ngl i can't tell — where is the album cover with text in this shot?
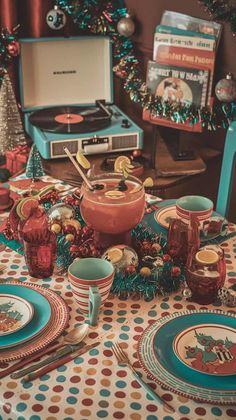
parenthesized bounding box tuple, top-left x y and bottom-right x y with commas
(147, 61, 209, 107)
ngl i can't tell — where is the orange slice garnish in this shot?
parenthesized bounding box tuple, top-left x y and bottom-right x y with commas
(106, 247, 123, 263)
(143, 177, 154, 187)
(114, 156, 131, 173)
(105, 190, 125, 199)
(76, 151, 91, 169)
(195, 249, 219, 265)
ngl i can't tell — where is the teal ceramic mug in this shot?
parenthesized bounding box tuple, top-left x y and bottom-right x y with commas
(68, 258, 115, 326)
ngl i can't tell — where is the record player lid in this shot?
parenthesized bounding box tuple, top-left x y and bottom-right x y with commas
(19, 36, 113, 111)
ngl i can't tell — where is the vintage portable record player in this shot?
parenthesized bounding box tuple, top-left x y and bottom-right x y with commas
(19, 36, 143, 159)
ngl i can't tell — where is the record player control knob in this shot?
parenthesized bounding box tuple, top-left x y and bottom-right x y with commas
(121, 119, 131, 128)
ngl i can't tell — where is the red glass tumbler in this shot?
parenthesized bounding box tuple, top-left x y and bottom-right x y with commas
(186, 245, 226, 304)
(23, 232, 57, 278)
(167, 215, 200, 263)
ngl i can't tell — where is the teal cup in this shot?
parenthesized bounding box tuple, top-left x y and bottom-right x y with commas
(68, 258, 115, 326)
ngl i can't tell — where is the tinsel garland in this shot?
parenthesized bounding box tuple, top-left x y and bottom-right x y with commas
(55, 0, 236, 130)
(2, 189, 185, 299)
(198, 0, 236, 34)
(112, 223, 186, 301)
(0, 27, 19, 85)
(42, 192, 185, 299)
(0, 1, 235, 128)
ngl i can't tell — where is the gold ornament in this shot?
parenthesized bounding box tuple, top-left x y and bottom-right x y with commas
(117, 13, 135, 37)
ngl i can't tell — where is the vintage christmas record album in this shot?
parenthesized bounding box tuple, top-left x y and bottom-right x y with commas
(160, 10, 222, 48)
(19, 37, 143, 159)
(147, 61, 209, 108)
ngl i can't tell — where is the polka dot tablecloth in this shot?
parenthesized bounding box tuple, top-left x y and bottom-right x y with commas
(1, 216, 236, 419)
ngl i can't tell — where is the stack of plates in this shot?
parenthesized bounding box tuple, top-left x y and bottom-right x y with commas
(0, 282, 69, 362)
(138, 309, 236, 405)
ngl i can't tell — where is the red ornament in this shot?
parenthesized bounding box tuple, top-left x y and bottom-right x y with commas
(7, 41, 20, 57)
(126, 264, 136, 274)
(162, 254, 171, 262)
(132, 149, 142, 158)
(70, 244, 80, 256)
(171, 266, 181, 277)
(81, 225, 94, 240)
(63, 225, 77, 236)
(142, 240, 152, 250)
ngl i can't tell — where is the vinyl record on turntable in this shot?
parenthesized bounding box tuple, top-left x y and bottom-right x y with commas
(29, 106, 111, 134)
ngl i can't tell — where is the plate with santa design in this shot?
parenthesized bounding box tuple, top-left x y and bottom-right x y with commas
(173, 323, 236, 376)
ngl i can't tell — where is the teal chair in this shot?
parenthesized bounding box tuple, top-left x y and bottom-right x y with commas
(216, 121, 236, 217)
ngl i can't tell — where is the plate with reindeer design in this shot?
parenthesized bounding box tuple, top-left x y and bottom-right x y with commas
(173, 324, 236, 376)
(0, 294, 34, 336)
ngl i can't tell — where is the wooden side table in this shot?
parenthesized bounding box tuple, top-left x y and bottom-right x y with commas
(42, 140, 221, 203)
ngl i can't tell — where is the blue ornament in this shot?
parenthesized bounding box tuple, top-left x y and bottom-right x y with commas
(46, 5, 66, 30)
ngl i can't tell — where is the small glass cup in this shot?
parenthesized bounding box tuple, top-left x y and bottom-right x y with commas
(167, 214, 200, 263)
(23, 232, 57, 278)
(186, 245, 226, 304)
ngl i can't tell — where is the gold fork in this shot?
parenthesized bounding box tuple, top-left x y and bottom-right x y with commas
(112, 343, 175, 413)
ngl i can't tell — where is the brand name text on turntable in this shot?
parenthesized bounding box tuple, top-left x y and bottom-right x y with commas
(53, 70, 77, 75)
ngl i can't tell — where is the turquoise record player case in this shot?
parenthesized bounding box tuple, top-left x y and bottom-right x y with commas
(19, 36, 143, 159)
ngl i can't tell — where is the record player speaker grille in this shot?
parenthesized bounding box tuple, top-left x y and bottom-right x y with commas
(112, 134, 137, 150)
(51, 140, 78, 157)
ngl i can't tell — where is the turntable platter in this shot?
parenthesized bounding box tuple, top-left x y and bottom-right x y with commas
(29, 106, 111, 134)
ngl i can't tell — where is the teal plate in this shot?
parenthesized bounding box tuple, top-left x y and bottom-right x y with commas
(143, 199, 229, 243)
(138, 310, 236, 405)
(0, 284, 51, 349)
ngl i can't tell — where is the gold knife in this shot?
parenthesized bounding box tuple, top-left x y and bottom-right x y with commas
(22, 341, 100, 383)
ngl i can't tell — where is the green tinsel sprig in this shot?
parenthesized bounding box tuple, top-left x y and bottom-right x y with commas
(198, 0, 236, 34)
(0, 27, 19, 84)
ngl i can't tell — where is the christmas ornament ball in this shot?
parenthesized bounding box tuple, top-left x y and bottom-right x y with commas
(46, 6, 66, 30)
(7, 41, 20, 57)
(47, 203, 75, 222)
(102, 244, 138, 272)
(117, 14, 135, 37)
(215, 73, 236, 102)
(140, 266, 152, 277)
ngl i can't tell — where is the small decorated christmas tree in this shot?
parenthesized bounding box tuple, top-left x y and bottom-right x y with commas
(25, 144, 45, 181)
(0, 73, 26, 154)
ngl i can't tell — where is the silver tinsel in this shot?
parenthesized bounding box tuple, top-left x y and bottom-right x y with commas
(0, 72, 26, 154)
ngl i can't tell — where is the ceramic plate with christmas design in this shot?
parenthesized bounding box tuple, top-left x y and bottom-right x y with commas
(173, 324, 236, 376)
(0, 283, 51, 350)
(138, 310, 236, 405)
(0, 294, 34, 336)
